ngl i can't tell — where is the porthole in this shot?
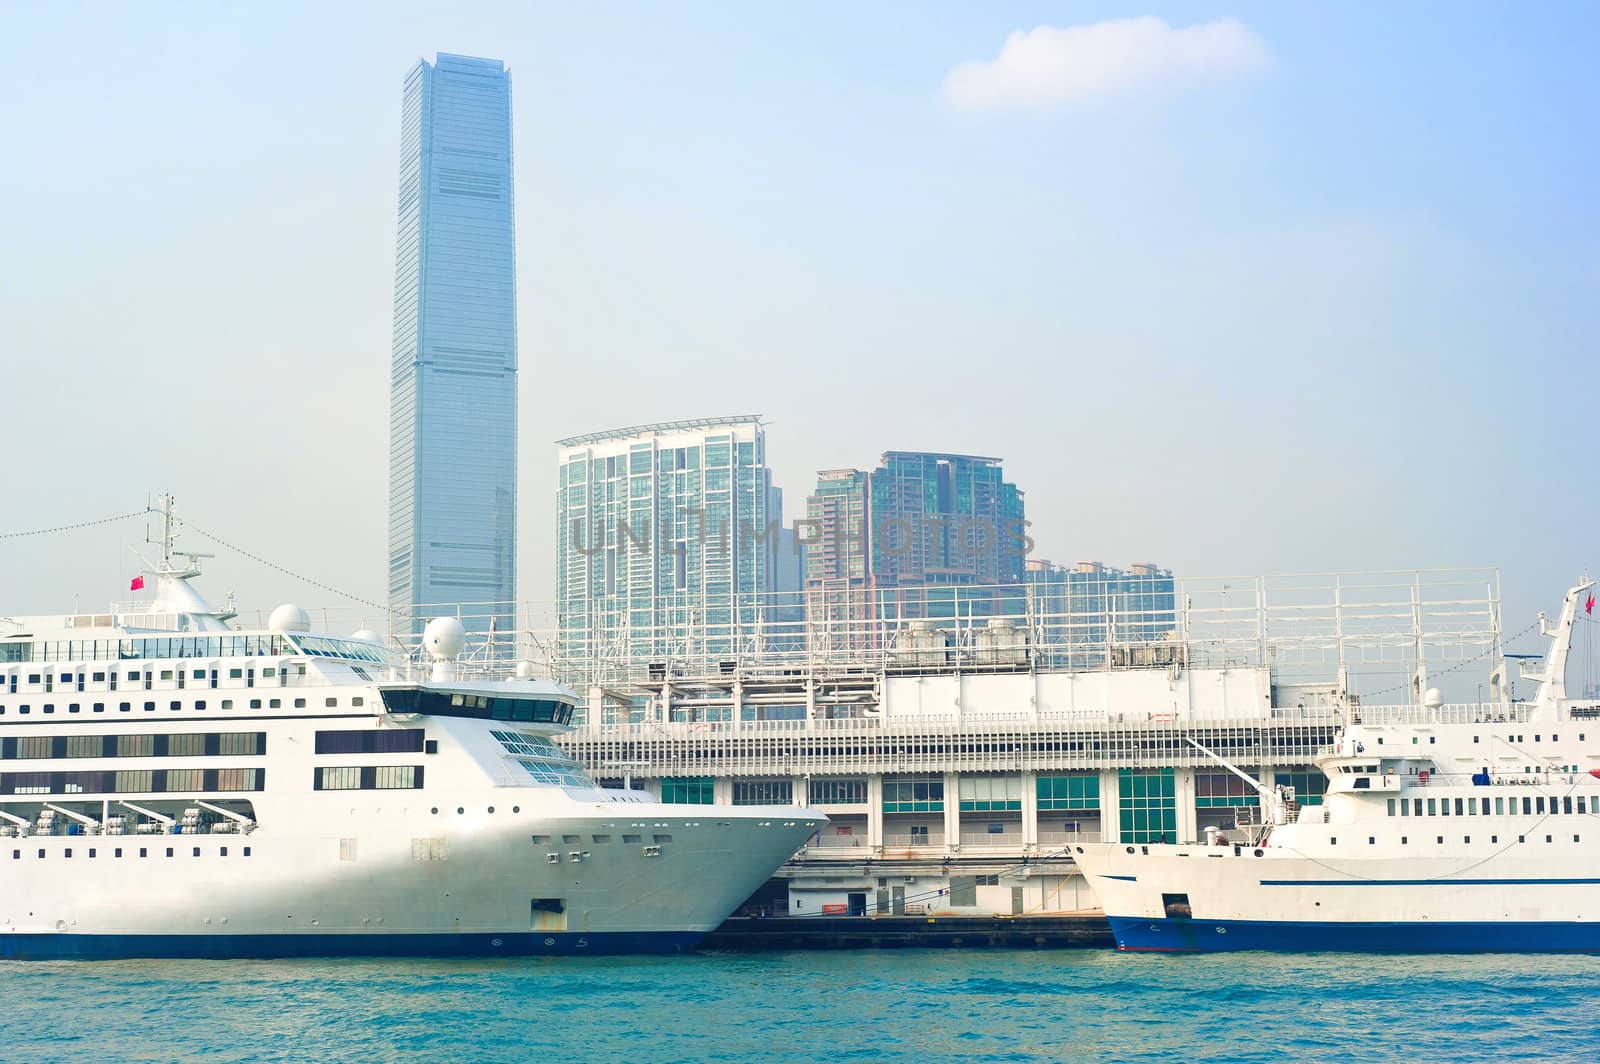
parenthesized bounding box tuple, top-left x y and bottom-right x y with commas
(457, 807, 465, 815)
(1075, 846, 1084, 854)
(431, 807, 439, 815)
(513, 806, 520, 814)
(1253, 849, 1264, 857)
(488, 807, 495, 814)
(1125, 846, 1135, 854)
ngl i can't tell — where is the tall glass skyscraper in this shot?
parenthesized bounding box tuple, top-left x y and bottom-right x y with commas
(388, 54, 518, 645)
(556, 417, 800, 679)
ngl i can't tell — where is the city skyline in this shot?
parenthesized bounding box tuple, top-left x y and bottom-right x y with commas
(2, 5, 1597, 664)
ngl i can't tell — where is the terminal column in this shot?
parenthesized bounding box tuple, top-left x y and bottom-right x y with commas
(1174, 768, 1198, 844)
(867, 774, 884, 850)
(1021, 770, 1038, 852)
(1099, 769, 1121, 843)
(943, 771, 961, 852)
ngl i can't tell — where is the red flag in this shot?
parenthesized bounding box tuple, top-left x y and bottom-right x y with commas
(1587, 594, 1595, 615)
(129, 575, 145, 592)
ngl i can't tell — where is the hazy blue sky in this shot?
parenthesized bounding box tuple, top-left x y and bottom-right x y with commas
(2, 3, 1596, 672)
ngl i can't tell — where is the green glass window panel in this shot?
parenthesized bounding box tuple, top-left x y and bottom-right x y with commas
(1117, 769, 1176, 843)
(661, 776, 715, 805)
(1274, 770, 1327, 806)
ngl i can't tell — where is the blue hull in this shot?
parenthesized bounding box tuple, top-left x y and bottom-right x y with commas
(0, 930, 705, 961)
(1109, 916, 1600, 954)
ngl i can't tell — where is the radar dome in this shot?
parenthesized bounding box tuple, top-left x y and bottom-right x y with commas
(1424, 687, 1443, 709)
(351, 629, 383, 646)
(514, 660, 535, 680)
(268, 604, 311, 634)
(423, 616, 467, 661)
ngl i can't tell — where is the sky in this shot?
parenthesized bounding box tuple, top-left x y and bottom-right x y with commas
(1, 2, 1597, 681)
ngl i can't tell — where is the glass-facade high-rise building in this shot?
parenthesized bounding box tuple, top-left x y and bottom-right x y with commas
(388, 54, 518, 646)
(556, 417, 800, 681)
(1022, 559, 1179, 668)
(868, 452, 1027, 587)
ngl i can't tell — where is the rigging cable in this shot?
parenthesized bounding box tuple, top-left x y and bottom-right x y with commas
(171, 516, 386, 612)
(0, 509, 151, 540)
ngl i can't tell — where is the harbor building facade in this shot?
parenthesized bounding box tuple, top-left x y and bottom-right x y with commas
(555, 417, 802, 680)
(549, 568, 1504, 916)
(388, 54, 518, 647)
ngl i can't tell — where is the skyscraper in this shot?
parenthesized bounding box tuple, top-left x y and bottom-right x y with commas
(804, 453, 1027, 592)
(388, 54, 518, 645)
(556, 417, 797, 678)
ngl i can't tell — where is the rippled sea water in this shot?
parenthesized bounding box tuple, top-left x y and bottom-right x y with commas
(2, 948, 1596, 1062)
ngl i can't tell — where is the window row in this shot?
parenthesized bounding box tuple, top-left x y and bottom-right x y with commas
(377, 688, 574, 726)
(1, 732, 265, 760)
(315, 728, 426, 755)
(1195, 772, 1260, 808)
(732, 779, 792, 805)
(959, 776, 1022, 812)
(807, 778, 867, 805)
(884, 778, 944, 812)
(313, 765, 424, 790)
(1, 634, 296, 664)
(661, 777, 715, 804)
(1037, 775, 1100, 811)
(0, 767, 265, 795)
(1331, 834, 1581, 847)
(13, 845, 252, 858)
(1386, 793, 1594, 817)
(517, 759, 592, 788)
(489, 730, 562, 757)
(0, 695, 362, 716)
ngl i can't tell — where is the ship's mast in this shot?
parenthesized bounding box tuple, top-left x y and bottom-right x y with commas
(1523, 580, 1594, 716)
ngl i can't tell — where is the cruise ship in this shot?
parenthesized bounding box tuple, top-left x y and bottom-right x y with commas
(1072, 581, 1600, 952)
(0, 502, 824, 959)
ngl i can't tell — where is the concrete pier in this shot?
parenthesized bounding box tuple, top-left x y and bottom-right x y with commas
(703, 912, 1113, 951)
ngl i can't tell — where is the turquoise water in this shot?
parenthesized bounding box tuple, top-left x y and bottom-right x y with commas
(2, 949, 1596, 1062)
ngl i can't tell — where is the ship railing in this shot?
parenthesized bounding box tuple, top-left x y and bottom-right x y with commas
(1351, 703, 1534, 726)
(1399, 771, 1593, 787)
(1036, 829, 1101, 846)
(804, 833, 866, 850)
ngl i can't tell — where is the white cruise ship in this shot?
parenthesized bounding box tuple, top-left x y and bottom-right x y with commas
(0, 504, 824, 959)
(1073, 580, 1600, 952)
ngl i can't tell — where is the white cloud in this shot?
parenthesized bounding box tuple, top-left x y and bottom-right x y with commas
(943, 16, 1270, 112)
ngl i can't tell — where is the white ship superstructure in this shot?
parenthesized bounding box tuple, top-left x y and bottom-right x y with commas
(0, 503, 822, 959)
(1073, 581, 1600, 952)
